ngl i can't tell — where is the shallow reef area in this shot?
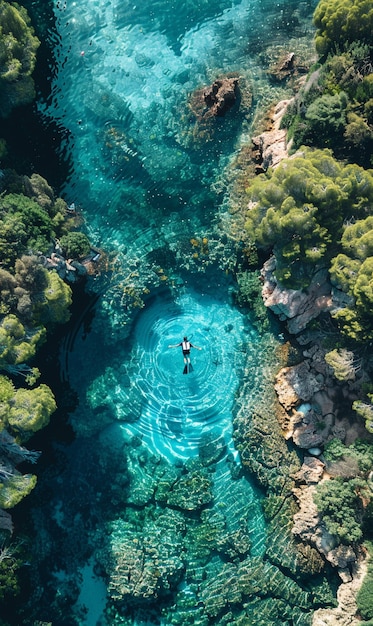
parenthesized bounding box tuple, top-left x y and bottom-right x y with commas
(5, 0, 352, 624)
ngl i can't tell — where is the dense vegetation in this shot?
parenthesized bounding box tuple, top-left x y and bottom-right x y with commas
(240, 0, 373, 618)
(0, 1, 95, 604)
(0, 0, 39, 119)
(281, 0, 373, 169)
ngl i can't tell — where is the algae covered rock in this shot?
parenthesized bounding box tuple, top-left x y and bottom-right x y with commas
(155, 463, 213, 511)
(104, 512, 185, 606)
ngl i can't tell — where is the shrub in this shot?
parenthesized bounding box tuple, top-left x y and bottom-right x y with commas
(0, 1, 40, 117)
(244, 148, 373, 289)
(314, 0, 373, 57)
(314, 477, 367, 543)
(59, 231, 91, 259)
(357, 542, 373, 620)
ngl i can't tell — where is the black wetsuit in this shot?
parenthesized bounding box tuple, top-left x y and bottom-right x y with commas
(181, 340, 191, 355)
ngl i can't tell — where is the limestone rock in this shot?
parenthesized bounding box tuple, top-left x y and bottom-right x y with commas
(293, 456, 325, 485)
(261, 258, 334, 334)
(312, 557, 367, 626)
(252, 100, 290, 170)
(275, 361, 323, 411)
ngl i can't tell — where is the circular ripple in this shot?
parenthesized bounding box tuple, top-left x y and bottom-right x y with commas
(115, 287, 256, 461)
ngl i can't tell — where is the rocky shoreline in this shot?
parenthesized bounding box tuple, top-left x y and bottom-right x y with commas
(244, 103, 371, 626)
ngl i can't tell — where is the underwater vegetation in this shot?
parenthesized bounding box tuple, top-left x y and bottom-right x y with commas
(0, 0, 373, 624)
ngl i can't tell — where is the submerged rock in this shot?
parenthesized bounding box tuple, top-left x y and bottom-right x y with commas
(104, 513, 185, 606)
(190, 76, 240, 121)
(155, 463, 213, 511)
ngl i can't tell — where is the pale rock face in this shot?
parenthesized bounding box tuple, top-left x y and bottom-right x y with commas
(274, 361, 323, 410)
(252, 100, 291, 170)
(292, 483, 358, 571)
(312, 557, 367, 626)
(261, 258, 334, 334)
(292, 456, 325, 485)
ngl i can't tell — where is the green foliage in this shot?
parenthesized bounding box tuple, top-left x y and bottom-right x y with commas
(324, 348, 357, 381)
(0, 255, 49, 320)
(353, 399, 373, 434)
(0, 372, 55, 438)
(344, 113, 373, 151)
(330, 216, 373, 340)
(8, 383, 56, 437)
(0, 1, 40, 117)
(235, 270, 270, 331)
(59, 231, 91, 259)
(0, 541, 23, 600)
(0, 193, 56, 268)
(0, 473, 36, 508)
(314, 0, 373, 56)
(357, 542, 373, 620)
(305, 92, 348, 147)
(0, 374, 13, 429)
(284, 41, 373, 166)
(323, 438, 373, 472)
(314, 476, 367, 543)
(244, 148, 373, 289)
(36, 270, 72, 325)
(0, 314, 44, 368)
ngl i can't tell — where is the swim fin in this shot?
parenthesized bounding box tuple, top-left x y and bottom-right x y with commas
(183, 364, 188, 375)
(189, 362, 194, 373)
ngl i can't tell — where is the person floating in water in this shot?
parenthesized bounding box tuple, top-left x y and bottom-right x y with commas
(168, 336, 202, 374)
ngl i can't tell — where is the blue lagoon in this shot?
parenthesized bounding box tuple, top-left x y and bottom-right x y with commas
(15, 0, 339, 624)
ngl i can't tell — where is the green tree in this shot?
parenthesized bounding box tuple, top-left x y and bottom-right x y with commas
(244, 148, 373, 288)
(325, 348, 359, 381)
(0, 473, 36, 508)
(0, 194, 57, 269)
(314, 477, 367, 543)
(353, 398, 373, 434)
(314, 0, 373, 56)
(0, 1, 40, 117)
(59, 231, 91, 259)
(305, 92, 348, 148)
(36, 270, 72, 325)
(0, 314, 44, 370)
(8, 383, 56, 438)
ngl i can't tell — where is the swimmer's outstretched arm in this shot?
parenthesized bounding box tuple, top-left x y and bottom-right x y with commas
(168, 343, 181, 348)
(191, 343, 202, 350)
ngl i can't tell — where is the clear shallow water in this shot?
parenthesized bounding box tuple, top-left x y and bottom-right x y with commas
(21, 0, 323, 624)
(67, 282, 254, 462)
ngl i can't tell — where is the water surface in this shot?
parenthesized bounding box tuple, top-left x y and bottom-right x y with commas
(16, 1, 326, 624)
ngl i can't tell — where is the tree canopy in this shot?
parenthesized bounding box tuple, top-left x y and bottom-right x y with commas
(244, 148, 373, 289)
(0, 1, 40, 117)
(314, 0, 373, 56)
(314, 476, 367, 544)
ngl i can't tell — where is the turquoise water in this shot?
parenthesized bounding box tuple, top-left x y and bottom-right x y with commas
(18, 0, 329, 624)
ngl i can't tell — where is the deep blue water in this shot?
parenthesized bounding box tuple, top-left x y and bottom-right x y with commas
(10, 1, 326, 625)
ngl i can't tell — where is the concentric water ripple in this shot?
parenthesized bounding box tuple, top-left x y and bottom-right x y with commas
(114, 287, 253, 460)
(62, 269, 256, 463)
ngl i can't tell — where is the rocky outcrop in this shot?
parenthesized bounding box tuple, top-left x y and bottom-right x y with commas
(251, 99, 290, 172)
(261, 257, 334, 334)
(202, 76, 239, 117)
(292, 481, 358, 574)
(312, 556, 367, 626)
(275, 361, 324, 410)
(189, 76, 240, 122)
(267, 51, 309, 83)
